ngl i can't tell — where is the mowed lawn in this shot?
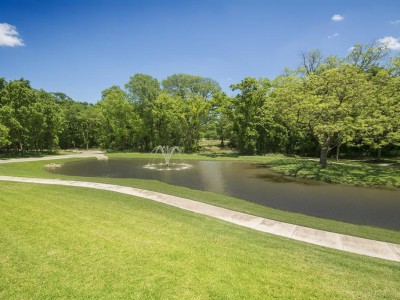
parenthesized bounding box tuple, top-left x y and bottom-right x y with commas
(1, 182, 399, 299)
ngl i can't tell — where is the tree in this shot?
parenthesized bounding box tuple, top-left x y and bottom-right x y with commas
(28, 90, 62, 152)
(97, 86, 142, 150)
(300, 49, 323, 75)
(162, 74, 221, 100)
(357, 66, 400, 159)
(125, 74, 161, 150)
(125, 73, 161, 104)
(268, 75, 312, 155)
(77, 105, 100, 150)
(0, 79, 36, 153)
(347, 43, 389, 71)
(151, 93, 183, 147)
(208, 92, 233, 147)
(229, 77, 270, 154)
(59, 100, 89, 149)
(304, 64, 371, 167)
(180, 94, 210, 152)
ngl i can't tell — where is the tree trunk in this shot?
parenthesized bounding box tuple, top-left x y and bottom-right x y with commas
(320, 147, 329, 168)
(377, 148, 382, 161)
(336, 144, 341, 162)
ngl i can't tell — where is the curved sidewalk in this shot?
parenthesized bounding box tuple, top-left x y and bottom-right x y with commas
(0, 176, 399, 262)
(0, 150, 107, 164)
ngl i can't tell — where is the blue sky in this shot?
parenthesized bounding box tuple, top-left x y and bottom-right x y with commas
(1, 0, 400, 103)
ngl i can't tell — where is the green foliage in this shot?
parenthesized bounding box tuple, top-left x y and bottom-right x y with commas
(304, 64, 372, 167)
(97, 86, 142, 150)
(0, 43, 399, 160)
(0, 79, 62, 153)
(267, 157, 400, 189)
(208, 92, 233, 146)
(180, 95, 210, 152)
(0, 124, 10, 147)
(125, 73, 161, 104)
(346, 43, 389, 71)
(162, 73, 221, 99)
(229, 77, 270, 154)
(152, 93, 182, 146)
(76, 105, 100, 150)
(125, 74, 161, 150)
(268, 75, 312, 154)
(356, 67, 400, 158)
(58, 100, 94, 149)
(151, 93, 210, 152)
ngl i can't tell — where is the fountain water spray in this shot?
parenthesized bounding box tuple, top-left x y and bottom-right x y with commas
(144, 146, 191, 171)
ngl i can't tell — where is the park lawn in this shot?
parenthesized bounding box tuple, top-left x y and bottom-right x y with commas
(0, 181, 399, 299)
(0, 157, 399, 244)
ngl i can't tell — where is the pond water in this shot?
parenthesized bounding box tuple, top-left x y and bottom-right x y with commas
(51, 158, 400, 230)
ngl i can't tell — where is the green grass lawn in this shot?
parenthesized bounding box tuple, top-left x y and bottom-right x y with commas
(1, 181, 399, 299)
(0, 155, 399, 244)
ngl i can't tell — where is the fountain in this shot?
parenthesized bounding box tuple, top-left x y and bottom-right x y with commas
(144, 146, 191, 171)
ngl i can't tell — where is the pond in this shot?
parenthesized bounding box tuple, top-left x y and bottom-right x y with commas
(50, 158, 400, 230)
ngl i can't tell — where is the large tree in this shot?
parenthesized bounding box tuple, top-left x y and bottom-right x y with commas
(229, 77, 270, 154)
(357, 65, 400, 159)
(346, 43, 389, 71)
(125, 74, 161, 150)
(28, 90, 62, 152)
(162, 74, 221, 100)
(180, 94, 210, 152)
(208, 92, 233, 147)
(0, 79, 37, 153)
(304, 64, 371, 167)
(268, 75, 312, 155)
(97, 86, 142, 150)
(151, 93, 183, 147)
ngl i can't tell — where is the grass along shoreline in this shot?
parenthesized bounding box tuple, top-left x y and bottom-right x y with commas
(0, 155, 399, 244)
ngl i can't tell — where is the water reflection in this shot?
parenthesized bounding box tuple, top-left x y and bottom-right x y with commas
(196, 161, 226, 194)
(51, 158, 400, 230)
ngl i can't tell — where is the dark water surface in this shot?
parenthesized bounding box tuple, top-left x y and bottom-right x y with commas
(51, 158, 400, 230)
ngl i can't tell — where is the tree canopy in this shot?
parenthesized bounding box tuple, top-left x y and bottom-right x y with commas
(1, 44, 399, 167)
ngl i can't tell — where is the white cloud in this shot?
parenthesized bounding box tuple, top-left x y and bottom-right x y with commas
(0, 23, 24, 47)
(390, 20, 400, 25)
(331, 14, 344, 22)
(378, 36, 400, 50)
(348, 46, 355, 52)
(328, 33, 339, 39)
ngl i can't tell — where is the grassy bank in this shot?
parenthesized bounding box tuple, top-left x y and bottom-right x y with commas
(267, 158, 400, 189)
(0, 156, 399, 244)
(1, 181, 399, 299)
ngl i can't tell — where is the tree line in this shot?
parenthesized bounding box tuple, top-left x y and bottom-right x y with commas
(1, 43, 399, 167)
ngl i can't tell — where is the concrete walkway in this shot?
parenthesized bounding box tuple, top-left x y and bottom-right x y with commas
(0, 150, 108, 164)
(0, 175, 399, 262)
